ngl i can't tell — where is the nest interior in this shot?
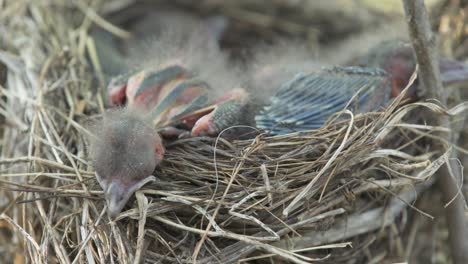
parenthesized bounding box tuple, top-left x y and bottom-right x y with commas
(0, 1, 467, 263)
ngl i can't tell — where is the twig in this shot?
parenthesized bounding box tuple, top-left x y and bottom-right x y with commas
(197, 208, 346, 263)
(402, 1, 468, 263)
(273, 182, 430, 249)
(283, 110, 354, 216)
(152, 215, 311, 264)
(0, 213, 43, 263)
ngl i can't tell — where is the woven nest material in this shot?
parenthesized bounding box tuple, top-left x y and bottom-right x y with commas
(0, 1, 467, 263)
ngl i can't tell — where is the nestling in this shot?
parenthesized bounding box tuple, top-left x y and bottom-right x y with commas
(90, 108, 164, 217)
(90, 25, 468, 218)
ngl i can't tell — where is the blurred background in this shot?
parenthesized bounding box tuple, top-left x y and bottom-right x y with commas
(97, 0, 467, 61)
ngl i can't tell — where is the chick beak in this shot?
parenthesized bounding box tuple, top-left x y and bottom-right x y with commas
(105, 181, 132, 219)
(104, 176, 157, 219)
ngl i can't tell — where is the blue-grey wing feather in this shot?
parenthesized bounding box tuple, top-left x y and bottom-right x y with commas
(255, 67, 390, 134)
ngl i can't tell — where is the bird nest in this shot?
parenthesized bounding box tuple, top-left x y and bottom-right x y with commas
(0, 1, 466, 263)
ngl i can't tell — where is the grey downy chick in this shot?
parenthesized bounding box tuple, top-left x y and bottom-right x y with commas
(90, 108, 164, 218)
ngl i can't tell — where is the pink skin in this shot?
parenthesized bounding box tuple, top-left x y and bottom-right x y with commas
(191, 113, 219, 137)
(190, 88, 248, 137)
(384, 50, 468, 101)
(378, 46, 419, 100)
(108, 80, 127, 106)
(360, 42, 468, 102)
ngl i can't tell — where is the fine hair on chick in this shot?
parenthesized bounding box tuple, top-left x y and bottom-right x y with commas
(125, 14, 243, 101)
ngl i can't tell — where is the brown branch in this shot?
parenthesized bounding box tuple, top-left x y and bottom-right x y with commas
(402, 1, 468, 263)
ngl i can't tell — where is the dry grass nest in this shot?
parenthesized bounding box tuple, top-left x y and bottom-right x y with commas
(1, 1, 467, 263)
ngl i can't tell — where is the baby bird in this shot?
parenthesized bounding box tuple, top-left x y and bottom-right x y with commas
(90, 26, 468, 218)
(90, 109, 164, 217)
(353, 40, 468, 99)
